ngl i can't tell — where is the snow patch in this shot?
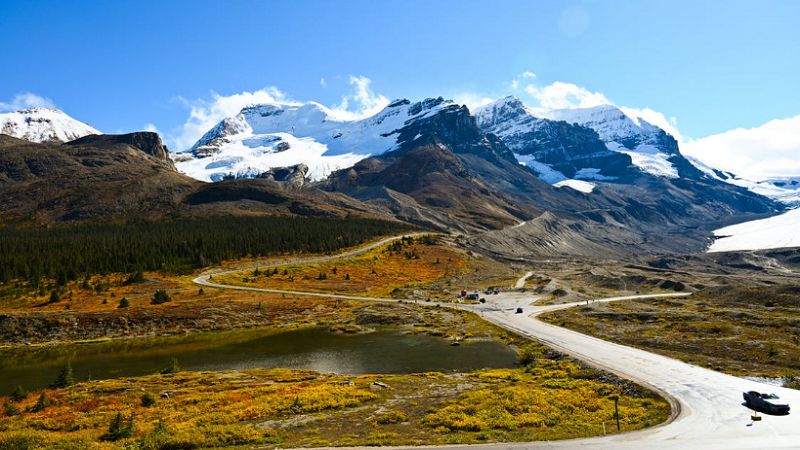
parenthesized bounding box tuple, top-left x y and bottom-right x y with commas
(708, 208, 800, 252)
(574, 168, 617, 181)
(514, 154, 567, 183)
(617, 150, 678, 178)
(554, 179, 595, 193)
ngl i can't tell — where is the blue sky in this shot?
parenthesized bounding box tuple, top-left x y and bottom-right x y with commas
(2, 0, 799, 168)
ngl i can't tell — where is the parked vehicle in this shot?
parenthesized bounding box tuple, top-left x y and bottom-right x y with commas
(743, 391, 790, 414)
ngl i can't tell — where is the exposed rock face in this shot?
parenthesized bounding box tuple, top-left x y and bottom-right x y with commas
(475, 97, 634, 180)
(319, 98, 542, 233)
(190, 116, 253, 157)
(256, 164, 309, 189)
(67, 132, 176, 170)
(0, 134, 383, 225)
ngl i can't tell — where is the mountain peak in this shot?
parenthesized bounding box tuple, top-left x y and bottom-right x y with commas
(0, 107, 99, 143)
(178, 96, 462, 182)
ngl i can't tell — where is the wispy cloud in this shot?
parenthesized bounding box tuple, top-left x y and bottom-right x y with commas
(0, 92, 56, 112)
(331, 76, 389, 120)
(510, 73, 684, 141)
(683, 115, 800, 177)
(320, 77, 327, 88)
(620, 107, 683, 143)
(452, 93, 494, 112)
(168, 87, 295, 151)
(524, 81, 611, 110)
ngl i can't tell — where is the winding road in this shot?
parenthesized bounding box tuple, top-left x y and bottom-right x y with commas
(194, 235, 800, 449)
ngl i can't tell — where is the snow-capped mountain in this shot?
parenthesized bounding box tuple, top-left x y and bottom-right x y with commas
(176, 98, 459, 181)
(0, 108, 99, 143)
(474, 97, 684, 184)
(685, 155, 800, 207)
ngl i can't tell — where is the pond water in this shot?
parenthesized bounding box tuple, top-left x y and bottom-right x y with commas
(0, 327, 518, 392)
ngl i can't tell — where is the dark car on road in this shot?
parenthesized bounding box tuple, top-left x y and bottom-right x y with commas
(743, 391, 790, 414)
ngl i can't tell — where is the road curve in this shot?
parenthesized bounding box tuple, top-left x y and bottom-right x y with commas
(195, 241, 800, 450)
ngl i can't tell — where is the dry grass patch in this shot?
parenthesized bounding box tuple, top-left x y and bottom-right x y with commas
(543, 295, 800, 379)
(215, 236, 469, 299)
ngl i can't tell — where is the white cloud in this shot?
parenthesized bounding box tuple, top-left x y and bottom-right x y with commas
(320, 77, 327, 88)
(143, 123, 159, 133)
(524, 81, 611, 110)
(331, 76, 389, 121)
(452, 93, 494, 112)
(168, 87, 295, 151)
(521, 71, 537, 79)
(682, 115, 800, 177)
(620, 107, 684, 143)
(0, 92, 56, 112)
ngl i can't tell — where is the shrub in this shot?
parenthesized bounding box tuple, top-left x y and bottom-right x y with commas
(48, 290, 60, 304)
(141, 392, 156, 407)
(118, 297, 130, 308)
(151, 290, 171, 305)
(377, 410, 409, 424)
(10, 386, 27, 402)
(517, 343, 544, 367)
(3, 402, 20, 416)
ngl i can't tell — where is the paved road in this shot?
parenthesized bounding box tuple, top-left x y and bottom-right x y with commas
(195, 240, 800, 449)
(456, 291, 800, 449)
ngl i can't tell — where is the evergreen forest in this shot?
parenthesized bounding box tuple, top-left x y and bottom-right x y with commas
(0, 215, 417, 288)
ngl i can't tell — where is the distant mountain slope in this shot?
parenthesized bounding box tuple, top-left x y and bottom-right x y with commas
(316, 97, 780, 255)
(0, 108, 99, 143)
(0, 133, 382, 225)
(474, 97, 694, 182)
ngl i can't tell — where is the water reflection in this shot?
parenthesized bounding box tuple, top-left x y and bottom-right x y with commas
(1, 327, 517, 391)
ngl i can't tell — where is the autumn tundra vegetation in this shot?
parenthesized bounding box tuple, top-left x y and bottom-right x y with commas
(1, 223, 670, 448)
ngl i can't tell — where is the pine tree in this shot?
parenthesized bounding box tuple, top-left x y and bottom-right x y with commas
(32, 392, 50, 412)
(50, 361, 76, 389)
(160, 357, 180, 374)
(101, 412, 134, 441)
(118, 297, 130, 308)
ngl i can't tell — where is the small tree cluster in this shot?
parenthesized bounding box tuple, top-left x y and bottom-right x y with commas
(123, 270, 145, 285)
(151, 290, 171, 305)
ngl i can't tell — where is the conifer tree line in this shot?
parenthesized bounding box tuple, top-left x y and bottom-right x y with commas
(0, 216, 417, 285)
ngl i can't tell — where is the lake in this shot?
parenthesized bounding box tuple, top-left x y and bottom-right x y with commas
(0, 326, 518, 392)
